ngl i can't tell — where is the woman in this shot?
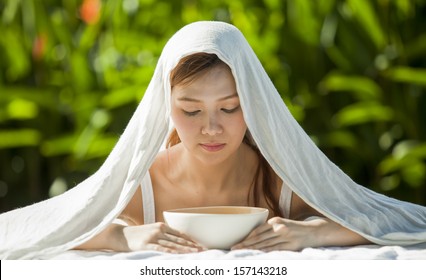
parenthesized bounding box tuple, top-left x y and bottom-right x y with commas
(75, 53, 370, 253)
(1, 21, 425, 259)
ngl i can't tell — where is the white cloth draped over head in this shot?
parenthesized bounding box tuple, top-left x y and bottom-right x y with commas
(1, 21, 426, 259)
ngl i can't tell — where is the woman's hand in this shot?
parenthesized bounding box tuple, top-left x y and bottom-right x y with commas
(231, 217, 318, 251)
(231, 216, 370, 252)
(121, 223, 205, 253)
(75, 222, 204, 254)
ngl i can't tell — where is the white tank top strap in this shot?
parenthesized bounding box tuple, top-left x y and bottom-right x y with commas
(279, 181, 292, 219)
(141, 171, 156, 224)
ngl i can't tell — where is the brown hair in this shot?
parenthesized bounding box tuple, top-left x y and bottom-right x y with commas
(168, 53, 281, 217)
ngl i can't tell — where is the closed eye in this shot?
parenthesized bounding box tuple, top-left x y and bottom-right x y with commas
(221, 106, 240, 114)
(183, 110, 201, 116)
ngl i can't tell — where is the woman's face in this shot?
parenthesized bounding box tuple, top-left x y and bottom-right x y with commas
(171, 64, 247, 165)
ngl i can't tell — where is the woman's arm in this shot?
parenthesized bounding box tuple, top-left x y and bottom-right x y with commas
(75, 218, 203, 253)
(74, 185, 143, 252)
(73, 219, 130, 252)
(231, 216, 371, 251)
(73, 186, 203, 253)
(232, 192, 371, 251)
(305, 216, 371, 247)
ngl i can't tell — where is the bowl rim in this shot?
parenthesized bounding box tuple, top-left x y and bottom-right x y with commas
(163, 205, 269, 215)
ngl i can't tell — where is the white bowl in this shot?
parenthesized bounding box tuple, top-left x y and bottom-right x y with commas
(163, 206, 268, 250)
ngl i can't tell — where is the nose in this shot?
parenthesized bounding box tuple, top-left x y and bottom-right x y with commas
(201, 113, 223, 135)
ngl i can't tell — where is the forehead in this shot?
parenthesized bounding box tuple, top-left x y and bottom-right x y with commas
(172, 65, 238, 100)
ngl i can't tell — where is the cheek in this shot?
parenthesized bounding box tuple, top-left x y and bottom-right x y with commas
(229, 113, 247, 135)
(171, 111, 198, 138)
(224, 114, 247, 141)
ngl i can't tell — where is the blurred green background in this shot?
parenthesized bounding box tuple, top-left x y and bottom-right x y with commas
(1, 0, 426, 213)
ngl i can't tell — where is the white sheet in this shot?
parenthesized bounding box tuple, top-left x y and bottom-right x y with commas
(46, 244, 426, 260)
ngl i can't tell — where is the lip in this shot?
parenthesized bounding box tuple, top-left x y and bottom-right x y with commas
(200, 143, 226, 152)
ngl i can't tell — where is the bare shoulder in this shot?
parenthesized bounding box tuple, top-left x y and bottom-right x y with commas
(118, 147, 177, 225)
(150, 144, 182, 173)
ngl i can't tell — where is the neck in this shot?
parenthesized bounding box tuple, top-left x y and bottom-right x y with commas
(171, 143, 253, 193)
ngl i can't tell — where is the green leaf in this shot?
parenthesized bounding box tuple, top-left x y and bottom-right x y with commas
(287, 0, 321, 46)
(392, 140, 419, 160)
(0, 129, 41, 148)
(379, 174, 400, 191)
(346, 0, 386, 49)
(1, 28, 31, 81)
(402, 161, 426, 188)
(85, 135, 118, 159)
(383, 67, 426, 86)
(333, 102, 394, 127)
(41, 135, 77, 157)
(2, 0, 20, 24)
(378, 141, 426, 175)
(70, 51, 93, 90)
(283, 99, 305, 122)
(7, 98, 39, 120)
(0, 86, 56, 110)
(102, 86, 139, 108)
(394, 0, 414, 18)
(320, 130, 358, 149)
(378, 156, 411, 175)
(405, 34, 426, 60)
(320, 72, 382, 100)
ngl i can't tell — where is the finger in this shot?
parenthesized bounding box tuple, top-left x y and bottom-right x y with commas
(253, 239, 303, 252)
(145, 243, 181, 254)
(162, 225, 201, 245)
(253, 242, 291, 252)
(163, 232, 204, 249)
(156, 230, 205, 253)
(237, 236, 286, 251)
(244, 217, 286, 240)
(157, 238, 203, 253)
(232, 228, 279, 249)
(157, 223, 200, 247)
(232, 221, 289, 249)
(159, 224, 206, 249)
(233, 231, 302, 251)
(243, 222, 273, 240)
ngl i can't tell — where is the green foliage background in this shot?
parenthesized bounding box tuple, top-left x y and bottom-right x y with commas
(1, 0, 426, 213)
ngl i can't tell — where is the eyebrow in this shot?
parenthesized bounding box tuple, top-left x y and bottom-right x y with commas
(177, 93, 239, 102)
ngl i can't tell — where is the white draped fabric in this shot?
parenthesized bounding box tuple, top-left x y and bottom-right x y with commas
(1, 21, 425, 259)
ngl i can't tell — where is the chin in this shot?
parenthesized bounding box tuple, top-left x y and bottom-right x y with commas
(195, 147, 240, 165)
